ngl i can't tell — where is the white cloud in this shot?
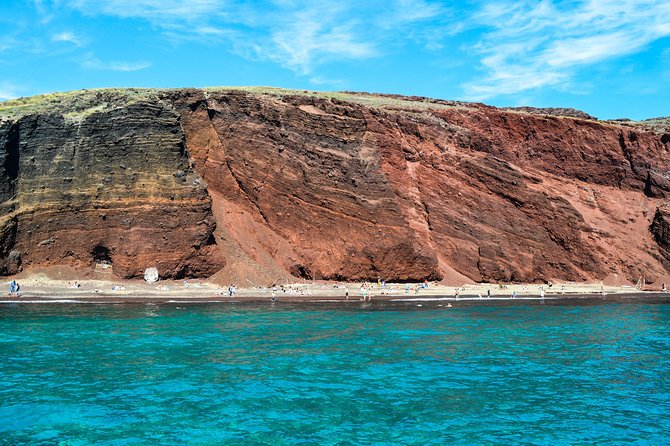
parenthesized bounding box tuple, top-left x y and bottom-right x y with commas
(60, 0, 448, 78)
(308, 76, 344, 86)
(376, 0, 442, 29)
(0, 36, 18, 53)
(33, 0, 56, 23)
(236, 1, 447, 75)
(463, 0, 670, 100)
(65, 0, 225, 22)
(0, 82, 21, 101)
(262, 7, 377, 74)
(52, 31, 83, 46)
(82, 56, 151, 71)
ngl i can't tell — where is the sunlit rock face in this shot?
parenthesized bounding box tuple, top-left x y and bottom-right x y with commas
(1, 88, 669, 284)
(0, 91, 222, 279)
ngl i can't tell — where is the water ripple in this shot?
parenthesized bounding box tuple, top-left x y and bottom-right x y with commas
(0, 303, 669, 444)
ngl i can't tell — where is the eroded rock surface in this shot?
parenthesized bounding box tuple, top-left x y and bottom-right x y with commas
(0, 91, 223, 278)
(1, 88, 669, 284)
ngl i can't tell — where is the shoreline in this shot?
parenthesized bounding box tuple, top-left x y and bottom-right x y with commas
(2, 275, 670, 306)
(3, 292, 670, 307)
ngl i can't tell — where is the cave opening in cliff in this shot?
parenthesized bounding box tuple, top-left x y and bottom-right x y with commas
(92, 245, 112, 266)
(291, 264, 313, 280)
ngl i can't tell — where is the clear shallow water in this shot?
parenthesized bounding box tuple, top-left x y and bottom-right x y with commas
(0, 303, 669, 445)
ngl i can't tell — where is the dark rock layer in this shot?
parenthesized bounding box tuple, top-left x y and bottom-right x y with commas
(0, 93, 223, 278)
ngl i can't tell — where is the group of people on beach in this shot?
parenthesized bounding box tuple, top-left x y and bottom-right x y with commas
(7, 280, 20, 297)
(359, 283, 372, 301)
(228, 284, 237, 297)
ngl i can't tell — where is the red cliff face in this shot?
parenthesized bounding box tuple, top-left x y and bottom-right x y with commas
(1, 88, 669, 284)
(0, 92, 224, 279)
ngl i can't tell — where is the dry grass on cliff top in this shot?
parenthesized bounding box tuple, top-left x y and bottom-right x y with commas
(0, 88, 161, 119)
(205, 86, 468, 111)
(2, 87, 667, 130)
(638, 117, 670, 134)
(0, 86, 466, 120)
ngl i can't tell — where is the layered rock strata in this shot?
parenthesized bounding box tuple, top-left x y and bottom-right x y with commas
(0, 93, 222, 278)
(1, 88, 669, 284)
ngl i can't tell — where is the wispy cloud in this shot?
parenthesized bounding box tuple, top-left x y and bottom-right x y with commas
(308, 75, 345, 86)
(0, 82, 21, 101)
(51, 31, 83, 46)
(33, 0, 56, 23)
(65, 0, 225, 22)
(259, 5, 377, 75)
(376, 0, 443, 29)
(82, 55, 151, 71)
(61, 0, 447, 80)
(248, 0, 444, 76)
(0, 35, 18, 53)
(463, 0, 670, 100)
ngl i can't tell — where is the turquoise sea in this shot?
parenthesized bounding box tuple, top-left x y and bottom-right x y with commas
(1, 302, 669, 445)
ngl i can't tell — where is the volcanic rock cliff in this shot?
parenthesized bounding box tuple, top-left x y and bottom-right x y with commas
(1, 88, 669, 285)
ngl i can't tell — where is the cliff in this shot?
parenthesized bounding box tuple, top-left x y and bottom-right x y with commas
(1, 87, 669, 285)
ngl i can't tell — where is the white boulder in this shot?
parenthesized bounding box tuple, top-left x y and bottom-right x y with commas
(144, 267, 159, 283)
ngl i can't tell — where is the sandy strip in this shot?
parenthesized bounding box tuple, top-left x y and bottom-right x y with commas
(1, 275, 669, 306)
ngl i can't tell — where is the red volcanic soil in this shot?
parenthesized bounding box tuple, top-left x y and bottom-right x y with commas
(1, 88, 669, 285)
(171, 89, 670, 285)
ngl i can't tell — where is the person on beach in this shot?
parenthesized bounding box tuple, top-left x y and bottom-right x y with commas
(540, 287, 545, 299)
(512, 290, 517, 299)
(9, 281, 19, 297)
(487, 289, 491, 298)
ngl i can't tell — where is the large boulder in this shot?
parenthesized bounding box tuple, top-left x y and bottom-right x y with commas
(144, 267, 159, 283)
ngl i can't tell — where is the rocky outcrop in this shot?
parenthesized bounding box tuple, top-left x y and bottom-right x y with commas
(651, 206, 670, 268)
(0, 91, 223, 278)
(1, 88, 669, 284)
(507, 106, 597, 120)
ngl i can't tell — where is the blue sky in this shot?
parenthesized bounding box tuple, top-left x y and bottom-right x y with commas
(0, 0, 669, 120)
